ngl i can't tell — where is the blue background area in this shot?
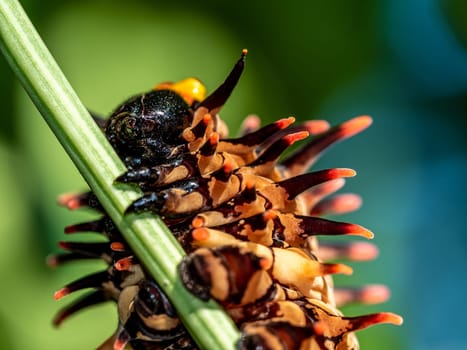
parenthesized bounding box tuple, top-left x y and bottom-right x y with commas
(1, 1, 466, 349)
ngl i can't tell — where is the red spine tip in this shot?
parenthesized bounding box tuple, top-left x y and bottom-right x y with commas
(245, 179, 256, 190)
(276, 116, 296, 129)
(340, 115, 373, 138)
(223, 160, 234, 174)
(54, 288, 69, 300)
(263, 210, 277, 221)
(348, 242, 379, 260)
(333, 168, 357, 178)
(57, 193, 83, 210)
(242, 48, 248, 56)
(349, 224, 374, 239)
(334, 193, 362, 212)
(210, 132, 219, 146)
(360, 285, 391, 304)
(259, 257, 272, 270)
(203, 113, 212, 125)
(192, 228, 209, 241)
(312, 193, 363, 216)
(56, 193, 75, 206)
(326, 263, 353, 276)
(113, 329, 130, 350)
(113, 339, 127, 350)
(359, 312, 404, 328)
(241, 115, 260, 133)
(312, 321, 326, 336)
(67, 199, 82, 210)
(284, 131, 309, 145)
(110, 242, 125, 252)
(383, 312, 404, 326)
(192, 216, 206, 228)
(114, 257, 132, 271)
(304, 120, 331, 135)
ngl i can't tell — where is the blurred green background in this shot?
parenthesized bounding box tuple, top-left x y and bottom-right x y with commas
(1, 0, 467, 349)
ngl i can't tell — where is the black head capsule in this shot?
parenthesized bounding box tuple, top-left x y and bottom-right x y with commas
(105, 90, 194, 166)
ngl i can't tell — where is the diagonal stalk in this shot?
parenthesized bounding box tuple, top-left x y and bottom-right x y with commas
(0, 0, 239, 349)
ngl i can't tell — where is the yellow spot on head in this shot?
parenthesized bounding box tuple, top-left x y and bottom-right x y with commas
(154, 78, 207, 105)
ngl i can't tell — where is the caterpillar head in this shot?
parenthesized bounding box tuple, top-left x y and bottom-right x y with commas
(105, 90, 195, 167)
(104, 50, 246, 168)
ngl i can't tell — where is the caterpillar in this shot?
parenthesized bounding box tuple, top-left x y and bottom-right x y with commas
(50, 50, 402, 350)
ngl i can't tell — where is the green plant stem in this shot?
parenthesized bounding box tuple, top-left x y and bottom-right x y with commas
(0, 1, 239, 349)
